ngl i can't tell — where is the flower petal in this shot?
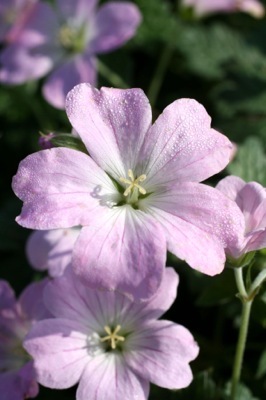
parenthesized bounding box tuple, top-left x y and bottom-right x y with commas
(26, 228, 80, 277)
(18, 279, 51, 321)
(0, 281, 16, 310)
(0, 362, 38, 400)
(65, 84, 152, 179)
(43, 54, 97, 109)
(216, 175, 246, 201)
(12, 147, 116, 229)
(0, 2, 59, 83)
(125, 320, 199, 389)
(55, 0, 97, 21)
(72, 206, 166, 301)
(138, 98, 233, 188)
(120, 267, 179, 328)
(77, 353, 149, 400)
(90, 2, 142, 53)
(24, 318, 89, 389)
(141, 182, 245, 275)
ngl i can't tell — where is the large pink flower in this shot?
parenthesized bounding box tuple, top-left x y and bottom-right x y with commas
(183, 0, 264, 18)
(0, 279, 50, 400)
(12, 85, 245, 301)
(217, 175, 266, 259)
(24, 267, 199, 400)
(0, 0, 141, 108)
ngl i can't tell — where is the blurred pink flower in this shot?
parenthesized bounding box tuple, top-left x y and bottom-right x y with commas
(26, 228, 80, 277)
(0, 0, 141, 108)
(0, 0, 36, 43)
(24, 267, 199, 400)
(13, 85, 245, 301)
(0, 279, 50, 400)
(217, 175, 266, 259)
(183, 0, 265, 18)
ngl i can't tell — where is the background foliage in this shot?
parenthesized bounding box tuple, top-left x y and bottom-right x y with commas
(0, 0, 266, 398)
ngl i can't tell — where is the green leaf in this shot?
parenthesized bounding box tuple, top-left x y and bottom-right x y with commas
(50, 133, 88, 154)
(256, 350, 266, 379)
(227, 137, 266, 185)
(223, 382, 260, 400)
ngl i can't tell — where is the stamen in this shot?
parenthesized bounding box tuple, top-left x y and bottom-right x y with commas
(100, 325, 125, 350)
(120, 169, 147, 197)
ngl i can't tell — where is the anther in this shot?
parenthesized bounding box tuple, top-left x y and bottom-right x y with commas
(100, 325, 125, 349)
(120, 169, 147, 197)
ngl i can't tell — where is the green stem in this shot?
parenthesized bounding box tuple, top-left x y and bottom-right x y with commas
(147, 44, 173, 108)
(249, 269, 266, 295)
(97, 59, 128, 89)
(230, 268, 252, 400)
(234, 267, 248, 298)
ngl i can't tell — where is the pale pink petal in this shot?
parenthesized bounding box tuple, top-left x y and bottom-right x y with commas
(26, 228, 80, 277)
(43, 54, 97, 109)
(55, 0, 97, 21)
(90, 2, 142, 53)
(18, 279, 50, 321)
(216, 175, 246, 201)
(0, 43, 55, 83)
(0, 281, 16, 310)
(240, 0, 264, 17)
(66, 84, 152, 179)
(141, 182, 245, 275)
(125, 320, 199, 389)
(44, 267, 119, 330)
(139, 99, 233, 188)
(120, 267, 179, 327)
(72, 206, 166, 301)
(77, 353, 149, 400)
(234, 182, 266, 232)
(12, 148, 117, 229)
(24, 318, 89, 389)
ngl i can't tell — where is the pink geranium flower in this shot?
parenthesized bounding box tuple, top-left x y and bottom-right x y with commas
(12, 85, 245, 301)
(0, 0, 141, 108)
(0, 279, 50, 400)
(26, 228, 80, 277)
(24, 267, 199, 399)
(217, 175, 266, 259)
(183, 0, 265, 18)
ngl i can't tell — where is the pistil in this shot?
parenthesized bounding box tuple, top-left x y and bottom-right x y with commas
(120, 169, 147, 198)
(100, 325, 125, 350)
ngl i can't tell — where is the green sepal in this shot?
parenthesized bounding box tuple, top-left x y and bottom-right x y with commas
(226, 251, 256, 269)
(50, 133, 88, 154)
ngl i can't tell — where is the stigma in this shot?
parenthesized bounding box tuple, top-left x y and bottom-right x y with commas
(120, 169, 147, 197)
(100, 325, 125, 350)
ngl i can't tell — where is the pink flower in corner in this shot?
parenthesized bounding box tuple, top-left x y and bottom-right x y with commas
(24, 267, 199, 400)
(0, 279, 50, 400)
(183, 0, 265, 18)
(12, 85, 245, 301)
(0, 0, 141, 108)
(26, 227, 80, 277)
(0, 0, 36, 43)
(217, 175, 266, 259)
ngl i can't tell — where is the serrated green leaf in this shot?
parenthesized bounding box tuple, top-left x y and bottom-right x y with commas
(227, 137, 266, 185)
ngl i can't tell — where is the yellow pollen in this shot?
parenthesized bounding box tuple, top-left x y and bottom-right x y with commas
(119, 169, 147, 197)
(100, 325, 125, 350)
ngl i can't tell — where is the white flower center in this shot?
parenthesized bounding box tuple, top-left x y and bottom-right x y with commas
(120, 169, 147, 197)
(100, 325, 125, 350)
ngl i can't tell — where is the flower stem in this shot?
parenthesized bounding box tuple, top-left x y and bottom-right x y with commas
(97, 59, 128, 89)
(147, 44, 173, 108)
(230, 268, 252, 400)
(249, 269, 266, 295)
